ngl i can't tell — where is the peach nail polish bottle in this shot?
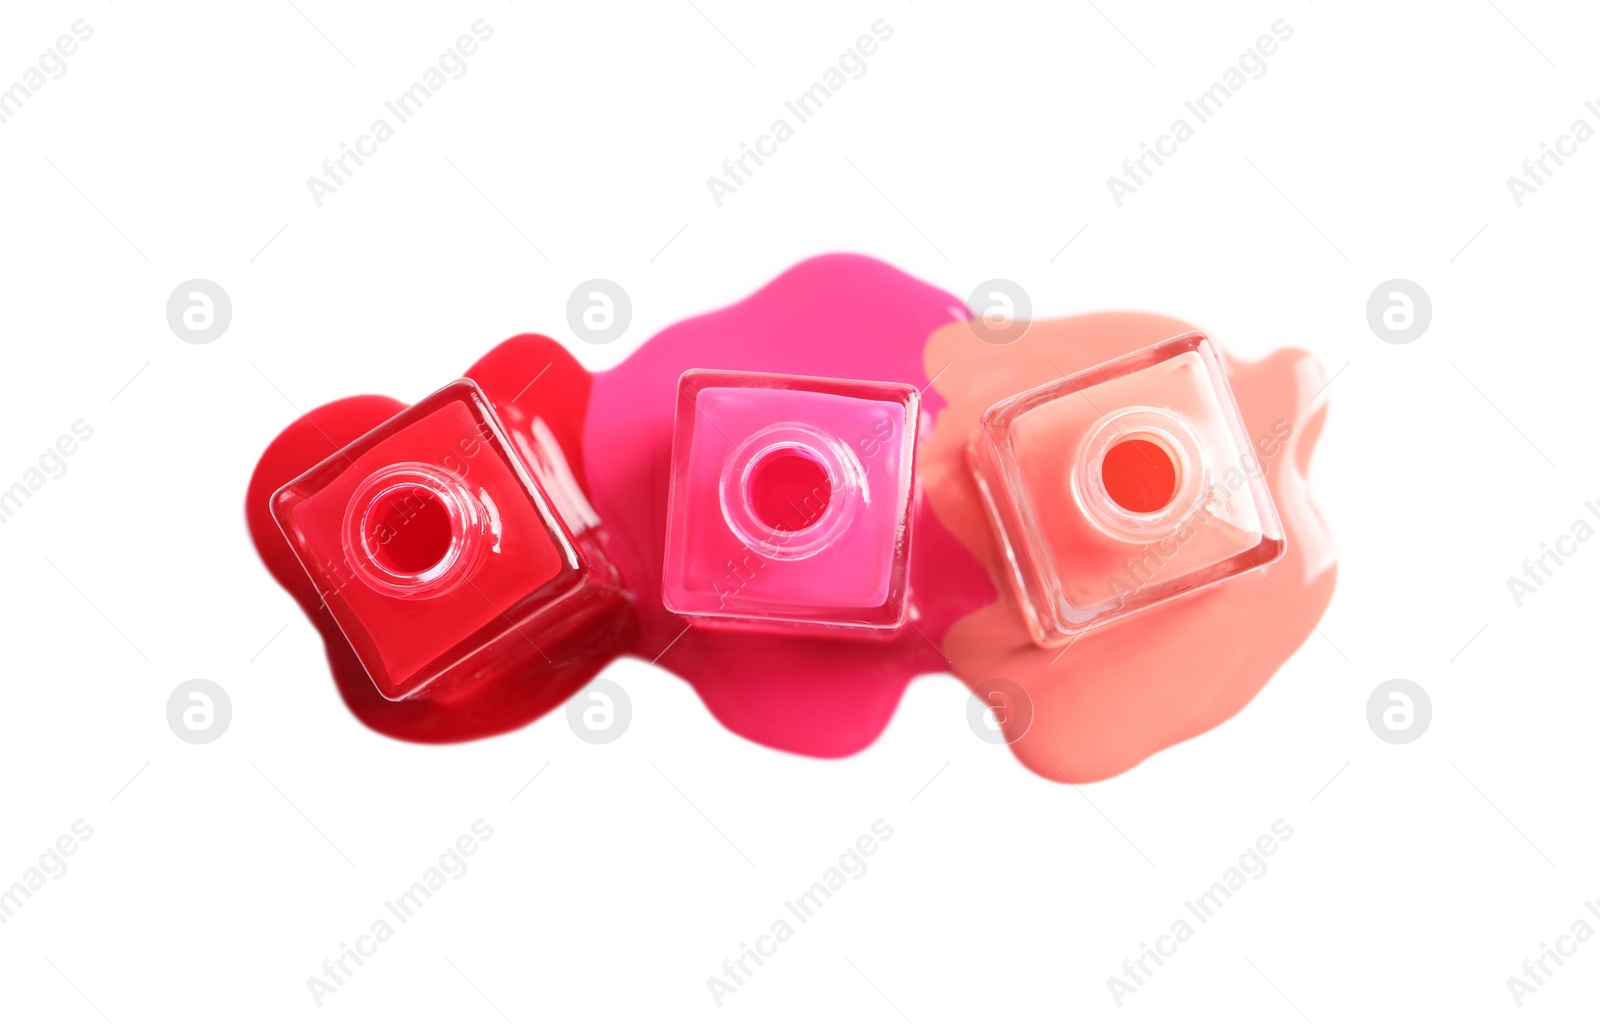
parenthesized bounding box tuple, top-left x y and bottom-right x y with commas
(968, 332, 1285, 646)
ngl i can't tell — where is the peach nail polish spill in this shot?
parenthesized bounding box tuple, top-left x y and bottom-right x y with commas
(919, 312, 1337, 782)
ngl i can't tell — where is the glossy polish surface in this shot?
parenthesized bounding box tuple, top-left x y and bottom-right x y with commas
(924, 311, 1335, 781)
(661, 369, 919, 631)
(246, 341, 635, 741)
(583, 259, 987, 755)
(271, 382, 582, 702)
(247, 256, 1335, 780)
(1102, 439, 1178, 513)
(969, 333, 1286, 645)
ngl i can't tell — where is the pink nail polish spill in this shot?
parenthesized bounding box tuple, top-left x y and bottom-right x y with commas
(580, 255, 992, 756)
(245, 256, 1335, 780)
(921, 312, 1337, 782)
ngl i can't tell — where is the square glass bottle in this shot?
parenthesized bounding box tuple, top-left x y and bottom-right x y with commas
(271, 380, 613, 702)
(661, 369, 919, 633)
(968, 332, 1285, 646)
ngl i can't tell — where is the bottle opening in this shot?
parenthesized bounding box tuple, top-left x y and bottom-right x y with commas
(364, 485, 456, 575)
(748, 447, 832, 532)
(720, 425, 863, 561)
(343, 463, 485, 598)
(1101, 437, 1178, 514)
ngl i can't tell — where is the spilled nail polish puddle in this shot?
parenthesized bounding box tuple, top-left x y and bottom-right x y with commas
(246, 254, 1335, 781)
(923, 312, 1335, 781)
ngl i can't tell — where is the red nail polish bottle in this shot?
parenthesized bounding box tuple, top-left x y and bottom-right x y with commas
(271, 379, 622, 702)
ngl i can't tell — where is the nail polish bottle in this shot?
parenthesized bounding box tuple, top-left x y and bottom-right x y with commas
(661, 369, 919, 633)
(968, 332, 1285, 646)
(270, 379, 621, 702)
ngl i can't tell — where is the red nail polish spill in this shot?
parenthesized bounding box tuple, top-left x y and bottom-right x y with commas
(245, 257, 1336, 780)
(245, 338, 637, 741)
(919, 312, 1337, 782)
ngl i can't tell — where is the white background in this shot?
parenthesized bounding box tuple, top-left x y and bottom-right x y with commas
(1, 1, 1596, 1020)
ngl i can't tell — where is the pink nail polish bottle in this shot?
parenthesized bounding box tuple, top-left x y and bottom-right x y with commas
(968, 332, 1285, 646)
(661, 369, 919, 633)
(270, 380, 623, 702)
